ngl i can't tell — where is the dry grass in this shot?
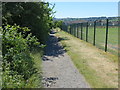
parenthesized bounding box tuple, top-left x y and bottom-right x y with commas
(55, 29, 118, 88)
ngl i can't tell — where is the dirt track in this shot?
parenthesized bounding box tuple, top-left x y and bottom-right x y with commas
(42, 33, 90, 88)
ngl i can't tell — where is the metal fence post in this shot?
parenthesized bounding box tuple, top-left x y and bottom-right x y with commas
(72, 25, 74, 36)
(75, 24, 76, 37)
(105, 19, 109, 52)
(69, 25, 70, 33)
(67, 25, 68, 32)
(66, 25, 68, 33)
(76, 24, 77, 37)
(71, 25, 73, 35)
(73, 24, 74, 36)
(72, 24, 74, 36)
(74, 24, 76, 37)
(71, 25, 72, 35)
(77, 24, 79, 38)
(70, 25, 72, 34)
(67, 25, 68, 33)
(64, 25, 66, 31)
(81, 23, 83, 40)
(86, 22, 88, 42)
(93, 21, 96, 46)
(75, 24, 77, 37)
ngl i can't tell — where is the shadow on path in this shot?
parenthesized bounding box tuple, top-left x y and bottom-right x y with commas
(42, 34, 66, 61)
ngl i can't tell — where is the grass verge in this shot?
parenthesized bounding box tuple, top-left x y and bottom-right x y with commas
(55, 29, 118, 88)
(25, 48, 43, 88)
(71, 26, 118, 55)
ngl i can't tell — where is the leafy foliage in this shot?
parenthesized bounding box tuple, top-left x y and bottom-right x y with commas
(2, 25, 44, 88)
(53, 20, 63, 29)
(2, 2, 55, 88)
(2, 2, 54, 43)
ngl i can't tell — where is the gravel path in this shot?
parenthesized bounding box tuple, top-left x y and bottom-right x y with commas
(42, 33, 90, 88)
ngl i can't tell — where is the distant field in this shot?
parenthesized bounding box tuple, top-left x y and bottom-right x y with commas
(76, 26, 118, 56)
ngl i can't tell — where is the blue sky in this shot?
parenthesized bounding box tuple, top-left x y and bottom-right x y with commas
(50, 2, 118, 18)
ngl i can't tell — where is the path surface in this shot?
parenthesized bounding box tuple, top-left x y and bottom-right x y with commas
(42, 32, 90, 88)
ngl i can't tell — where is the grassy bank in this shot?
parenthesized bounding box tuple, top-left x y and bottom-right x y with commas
(55, 29, 118, 88)
(71, 26, 118, 55)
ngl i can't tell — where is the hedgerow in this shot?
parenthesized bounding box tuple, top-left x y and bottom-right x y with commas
(2, 2, 55, 88)
(2, 25, 44, 88)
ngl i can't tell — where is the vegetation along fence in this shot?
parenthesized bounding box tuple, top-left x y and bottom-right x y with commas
(61, 18, 118, 56)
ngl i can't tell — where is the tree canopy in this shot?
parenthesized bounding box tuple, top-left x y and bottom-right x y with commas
(2, 2, 55, 43)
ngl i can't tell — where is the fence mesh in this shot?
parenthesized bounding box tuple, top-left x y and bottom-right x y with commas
(62, 18, 118, 56)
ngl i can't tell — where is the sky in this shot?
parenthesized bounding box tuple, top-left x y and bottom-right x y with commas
(50, 2, 118, 18)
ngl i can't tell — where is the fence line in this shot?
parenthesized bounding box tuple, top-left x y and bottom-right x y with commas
(61, 18, 116, 53)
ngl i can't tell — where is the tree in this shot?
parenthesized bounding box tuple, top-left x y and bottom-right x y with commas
(2, 2, 55, 43)
(53, 20, 63, 28)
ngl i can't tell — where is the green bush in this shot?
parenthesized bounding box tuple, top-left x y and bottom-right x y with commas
(2, 25, 44, 88)
(2, 61, 25, 88)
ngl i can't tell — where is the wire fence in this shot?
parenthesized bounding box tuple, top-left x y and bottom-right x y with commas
(61, 18, 118, 56)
